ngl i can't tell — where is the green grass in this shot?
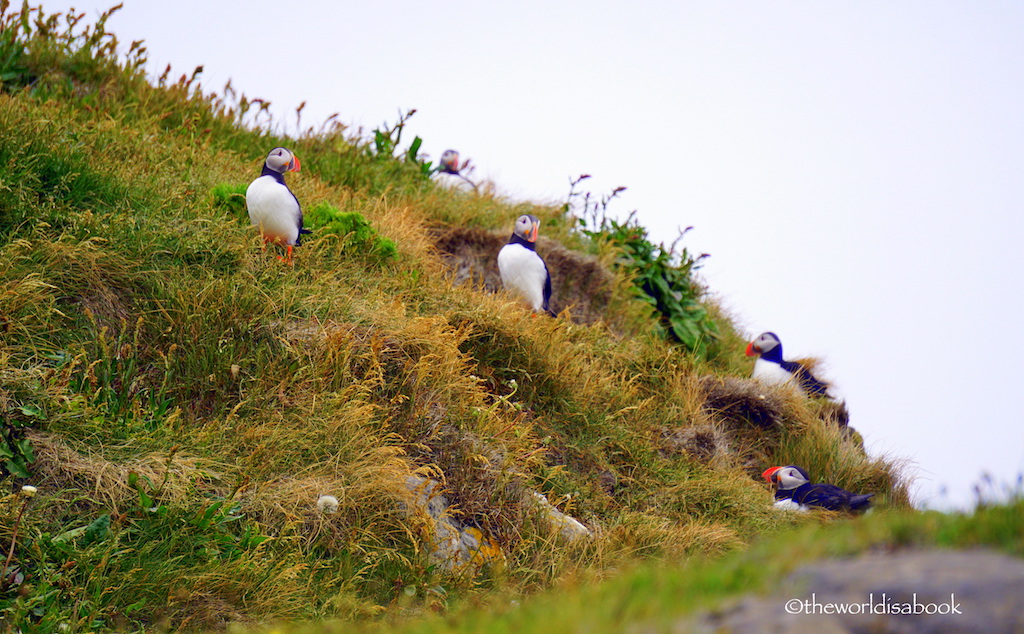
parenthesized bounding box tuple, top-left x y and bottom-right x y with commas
(0, 3, 926, 631)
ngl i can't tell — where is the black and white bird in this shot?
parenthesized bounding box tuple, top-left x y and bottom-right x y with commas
(497, 214, 555, 316)
(762, 465, 874, 512)
(746, 331, 829, 397)
(246, 147, 310, 264)
(436, 148, 478, 193)
(439, 149, 462, 175)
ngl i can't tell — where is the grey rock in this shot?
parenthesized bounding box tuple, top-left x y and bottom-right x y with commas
(402, 475, 499, 574)
(694, 549, 1024, 633)
(527, 490, 592, 540)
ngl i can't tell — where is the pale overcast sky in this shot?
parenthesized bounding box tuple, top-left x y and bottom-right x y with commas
(40, 0, 1024, 509)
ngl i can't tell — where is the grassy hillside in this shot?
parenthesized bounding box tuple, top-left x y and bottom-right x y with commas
(278, 496, 1024, 633)
(0, 4, 912, 631)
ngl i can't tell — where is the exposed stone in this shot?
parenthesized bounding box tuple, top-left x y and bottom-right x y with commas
(400, 475, 593, 574)
(527, 491, 592, 540)
(694, 549, 1024, 633)
(402, 476, 502, 574)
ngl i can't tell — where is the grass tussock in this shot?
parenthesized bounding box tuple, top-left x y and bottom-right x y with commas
(0, 3, 917, 630)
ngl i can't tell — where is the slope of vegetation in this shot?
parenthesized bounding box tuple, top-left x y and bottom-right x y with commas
(278, 494, 1024, 633)
(0, 4, 911, 631)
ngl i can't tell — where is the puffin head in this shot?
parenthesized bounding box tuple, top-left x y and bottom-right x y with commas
(512, 214, 540, 243)
(762, 465, 811, 490)
(745, 331, 782, 358)
(264, 147, 301, 174)
(439, 149, 461, 174)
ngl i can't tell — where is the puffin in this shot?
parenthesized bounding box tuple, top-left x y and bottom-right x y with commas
(497, 214, 556, 316)
(439, 149, 462, 175)
(437, 149, 479, 193)
(245, 147, 310, 264)
(762, 465, 874, 512)
(746, 332, 829, 397)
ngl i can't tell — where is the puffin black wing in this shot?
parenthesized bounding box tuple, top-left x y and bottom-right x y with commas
(542, 264, 555, 317)
(848, 493, 874, 512)
(780, 360, 829, 396)
(293, 199, 311, 246)
(792, 483, 873, 511)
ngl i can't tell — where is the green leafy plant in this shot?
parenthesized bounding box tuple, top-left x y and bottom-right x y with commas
(305, 202, 398, 264)
(566, 175, 719, 357)
(0, 19, 31, 88)
(0, 467, 271, 629)
(128, 468, 267, 560)
(370, 108, 435, 179)
(0, 407, 39, 478)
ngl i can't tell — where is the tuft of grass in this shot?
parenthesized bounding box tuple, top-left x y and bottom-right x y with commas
(211, 182, 249, 221)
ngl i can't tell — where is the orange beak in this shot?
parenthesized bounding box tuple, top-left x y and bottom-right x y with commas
(528, 221, 539, 243)
(288, 155, 301, 172)
(745, 341, 758, 357)
(762, 466, 782, 483)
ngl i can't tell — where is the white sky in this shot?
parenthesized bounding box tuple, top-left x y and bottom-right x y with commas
(41, 0, 1024, 509)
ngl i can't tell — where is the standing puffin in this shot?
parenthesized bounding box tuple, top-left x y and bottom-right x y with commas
(246, 147, 310, 264)
(497, 214, 556, 316)
(746, 332, 829, 397)
(763, 465, 874, 512)
(437, 149, 478, 192)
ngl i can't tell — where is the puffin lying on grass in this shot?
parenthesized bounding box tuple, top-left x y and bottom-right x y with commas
(763, 465, 874, 512)
(497, 214, 556, 316)
(246, 147, 310, 264)
(746, 332, 829, 397)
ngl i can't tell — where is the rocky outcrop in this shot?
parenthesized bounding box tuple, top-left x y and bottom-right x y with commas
(401, 476, 592, 575)
(527, 490, 592, 540)
(402, 475, 502, 575)
(695, 549, 1024, 633)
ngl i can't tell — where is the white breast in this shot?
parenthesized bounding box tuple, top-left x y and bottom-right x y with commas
(751, 358, 798, 389)
(497, 243, 548, 311)
(773, 498, 809, 512)
(246, 176, 301, 246)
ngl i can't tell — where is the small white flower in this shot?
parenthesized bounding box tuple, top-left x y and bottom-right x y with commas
(20, 485, 37, 498)
(317, 495, 339, 514)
